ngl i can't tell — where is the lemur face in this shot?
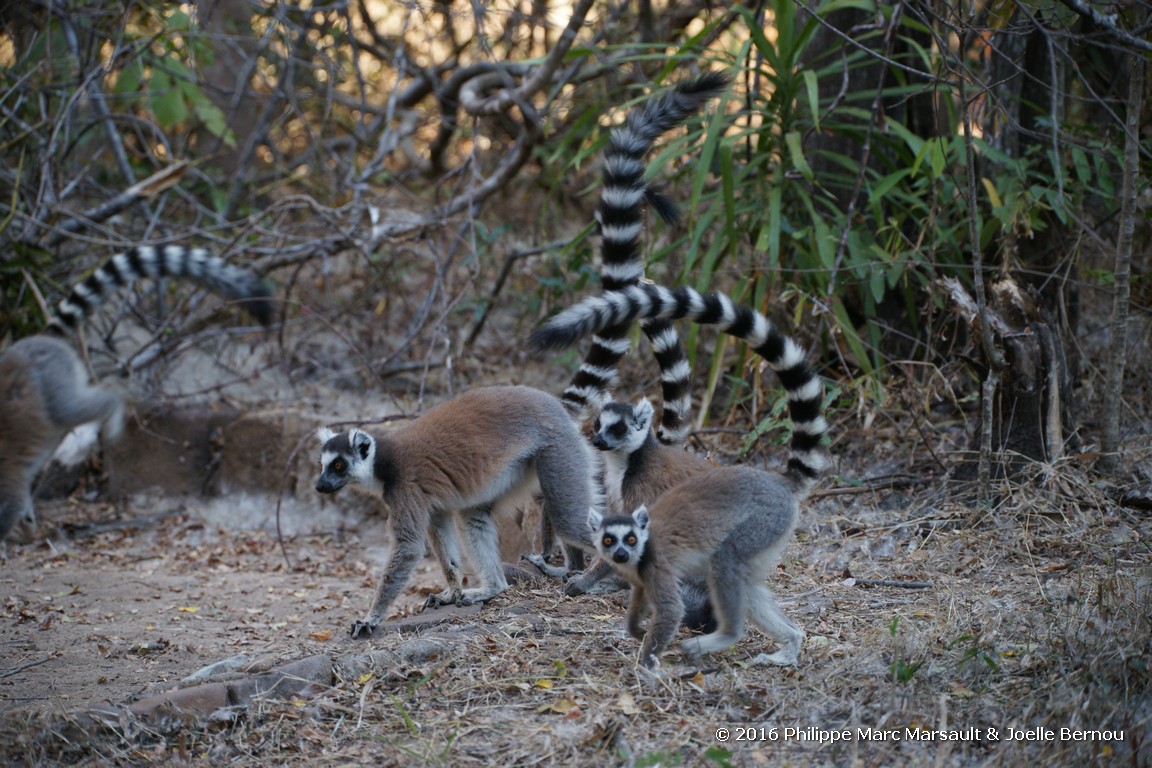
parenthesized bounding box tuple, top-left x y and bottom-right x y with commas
(315, 428, 374, 494)
(591, 400, 652, 454)
(592, 506, 650, 567)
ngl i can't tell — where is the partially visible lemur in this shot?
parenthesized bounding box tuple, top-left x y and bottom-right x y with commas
(560, 396, 712, 596)
(531, 282, 829, 668)
(314, 386, 599, 639)
(0, 246, 273, 541)
(557, 71, 727, 442)
(533, 73, 727, 574)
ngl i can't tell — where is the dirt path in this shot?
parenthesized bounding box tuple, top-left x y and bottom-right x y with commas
(0, 496, 436, 715)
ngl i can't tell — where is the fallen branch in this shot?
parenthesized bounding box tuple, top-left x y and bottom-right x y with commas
(0, 655, 55, 680)
(849, 578, 933, 590)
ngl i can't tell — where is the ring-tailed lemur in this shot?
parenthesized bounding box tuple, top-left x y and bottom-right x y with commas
(590, 467, 806, 669)
(314, 385, 600, 639)
(532, 282, 829, 668)
(0, 246, 273, 541)
(533, 73, 727, 579)
(558, 71, 728, 443)
(560, 396, 713, 596)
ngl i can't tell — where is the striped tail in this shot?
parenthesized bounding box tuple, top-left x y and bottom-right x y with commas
(559, 72, 728, 444)
(44, 245, 274, 336)
(533, 282, 829, 489)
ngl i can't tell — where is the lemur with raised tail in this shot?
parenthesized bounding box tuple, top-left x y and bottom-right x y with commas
(0, 246, 273, 541)
(531, 282, 829, 669)
(315, 385, 600, 639)
(557, 71, 728, 443)
(531, 73, 727, 581)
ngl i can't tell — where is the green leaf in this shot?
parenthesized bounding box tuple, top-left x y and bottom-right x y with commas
(149, 69, 188, 128)
(180, 78, 236, 144)
(870, 168, 911, 205)
(115, 59, 144, 95)
(802, 69, 821, 132)
(785, 131, 812, 180)
(930, 138, 946, 180)
(167, 9, 192, 32)
(870, 265, 886, 304)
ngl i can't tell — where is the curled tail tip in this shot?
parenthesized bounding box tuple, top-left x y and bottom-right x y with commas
(529, 325, 573, 352)
(684, 70, 731, 96)
(242, 282, 277, 325)
(644, 187, 680, 226)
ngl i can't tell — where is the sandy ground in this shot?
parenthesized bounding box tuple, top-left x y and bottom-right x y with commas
(0, 494, 436, 715)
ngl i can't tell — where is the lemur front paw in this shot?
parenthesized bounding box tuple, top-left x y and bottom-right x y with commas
(350, 620, 378, 639)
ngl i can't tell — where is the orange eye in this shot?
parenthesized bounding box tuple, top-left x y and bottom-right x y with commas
(332, 459, 346, 474)
(602, 536, 614, 547)
(625, 535, 637, 546)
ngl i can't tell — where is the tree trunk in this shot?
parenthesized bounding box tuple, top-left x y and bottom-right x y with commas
(942, 276, 1076, 479)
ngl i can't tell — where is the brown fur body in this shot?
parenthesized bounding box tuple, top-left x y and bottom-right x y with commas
(595, 465, 804, 668)
(316, 386, 597, 638)
(0, 337, 125, 539)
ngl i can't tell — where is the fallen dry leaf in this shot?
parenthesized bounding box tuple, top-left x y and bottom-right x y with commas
(535, 696, 580, 715)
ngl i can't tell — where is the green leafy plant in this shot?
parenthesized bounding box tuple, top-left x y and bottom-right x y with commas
(112, 9, 235, 144)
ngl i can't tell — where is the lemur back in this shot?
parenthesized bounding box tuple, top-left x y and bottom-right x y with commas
(592, 466, 805, 669)
(559, 72, 727, 443)
(0, 245, 272, 541)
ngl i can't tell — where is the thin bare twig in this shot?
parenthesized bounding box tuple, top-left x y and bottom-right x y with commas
(851, 579, 934, 590)
(1099, 38, 1144, 471)
(0, 656, 54, 680)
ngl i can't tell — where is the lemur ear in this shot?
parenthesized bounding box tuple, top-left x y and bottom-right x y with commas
(632, 505, 650, 529)
(633, 398, 655, 424)
(316, 426, 338, 445)
(587, 507, 603, 532)
(350, 428, 373, 459)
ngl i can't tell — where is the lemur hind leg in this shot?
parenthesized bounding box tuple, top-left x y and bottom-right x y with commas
(423, 509, 467, 609)
(680, 554, 748, 658)
(533, 444, 595, 575)
(744, 583, 804, 667)
(455, 505, 509, 604)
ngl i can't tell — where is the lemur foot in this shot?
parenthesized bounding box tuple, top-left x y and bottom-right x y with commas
(350, 620, 379, 639)
(521, 552, 569, 579)
(422, 588, 464, 610)
(746, 647, 801, 667)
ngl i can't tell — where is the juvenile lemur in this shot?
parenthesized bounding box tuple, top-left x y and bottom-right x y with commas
(560, 396, 712, 596)
(533, 73, 727, 576)
(532, 282, 829, 668)
(0, 246, 273, 541)
(315, 386, 599, 639)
